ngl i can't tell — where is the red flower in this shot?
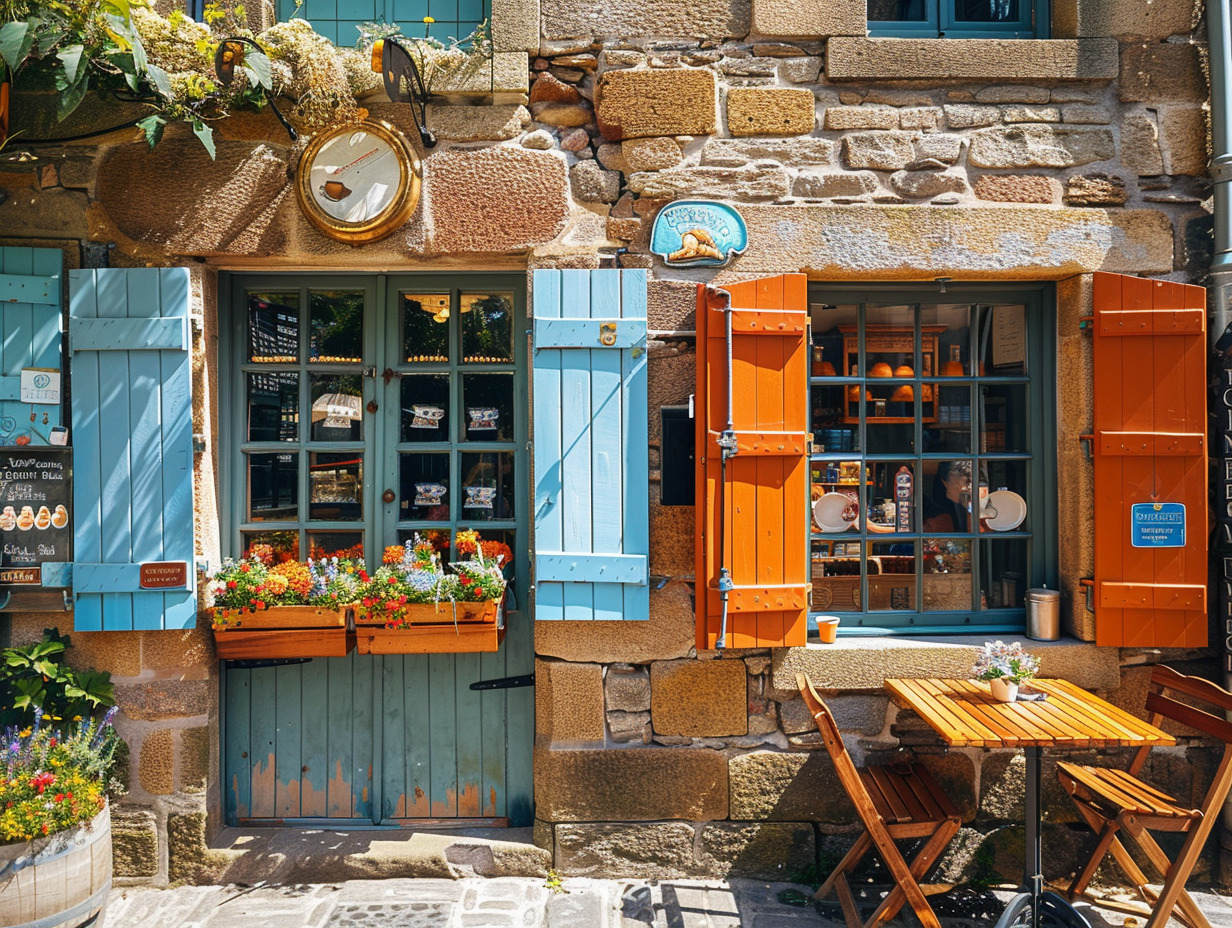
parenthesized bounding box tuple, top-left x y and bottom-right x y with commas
(54, 792, 64, 802)
(460, 576, 472, 585)
(359, 571, 370, 583)
(240, 564, 250, 573)
(387, 576, 397, 584)
(227, 580, 237, 589)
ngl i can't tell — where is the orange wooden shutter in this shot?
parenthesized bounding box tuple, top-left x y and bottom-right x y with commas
(695, 274, 810, 649)
(1093, 272, 1208, 647)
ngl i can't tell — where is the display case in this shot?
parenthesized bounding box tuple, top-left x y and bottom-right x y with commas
(840, 325, 945, 424)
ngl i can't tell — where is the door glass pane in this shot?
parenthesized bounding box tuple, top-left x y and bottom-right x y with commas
(310, 374, 363, 441)
(810, 302, 857, 376)
(811, 540, 862, 612)
(248, 451, 298, 521)
(926, 383, 971, 453)
(247, 372, 298, 442)
(932, 304, 972, 376)
(870, 461, 916, 533)
(864, 305, 915, 377)
(460, 451, 515, 521)
(403, 292, 451, 362)
(307, 531, 364, 561)
(979, 304, 1027, 375)
(401, 374, 450, 442)
(980, 538, 1028, 609)
(868, 540, 915, 612)
(309, 452, 362, 521)
(241, 529, 299, 562)
(922, 459, 973, 533)
(462, 373, 515, 441)
(923, 538, 972, 611)
(982, 460, 1029, 531)
(309, 290, 363, 363)
(955, 0, 1018, 22)
(460, 292, 514, 363)
(981, 384, 1027, 453)
(248, 291, 299, 363)
(811, 385, 858, 453)
(399, 452, 450, 520)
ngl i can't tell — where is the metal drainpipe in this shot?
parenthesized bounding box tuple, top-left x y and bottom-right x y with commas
(1208, 0, 1232, 845)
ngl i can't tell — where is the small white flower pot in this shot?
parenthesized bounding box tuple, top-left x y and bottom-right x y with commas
(989, 677, 1018, 702)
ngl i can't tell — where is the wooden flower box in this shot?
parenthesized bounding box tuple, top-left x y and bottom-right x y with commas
(212, 605, 354, 660)
(354, 597, 504, 654)
(353, 599, 498, 627)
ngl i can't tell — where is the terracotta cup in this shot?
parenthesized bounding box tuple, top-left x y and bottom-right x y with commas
(816, 615, 841, 644)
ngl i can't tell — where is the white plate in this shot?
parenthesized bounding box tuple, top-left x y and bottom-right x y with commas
(984, 489, 1027, 531)
(814, 492, 858, 533)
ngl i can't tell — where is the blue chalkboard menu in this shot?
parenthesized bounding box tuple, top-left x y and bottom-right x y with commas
(0, 447, 71, 584)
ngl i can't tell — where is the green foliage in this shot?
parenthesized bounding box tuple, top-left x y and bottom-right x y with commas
(544, 868, 568, 894)
(0, 629, 116, 729)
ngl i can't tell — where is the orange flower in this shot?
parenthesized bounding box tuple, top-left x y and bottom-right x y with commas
(271, 560, 312, 597)
(383, 545, 405, 565)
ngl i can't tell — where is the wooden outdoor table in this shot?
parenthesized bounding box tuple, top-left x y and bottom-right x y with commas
(885, 678, 1175, 928)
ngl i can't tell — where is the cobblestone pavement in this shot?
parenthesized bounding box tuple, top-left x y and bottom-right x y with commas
(102, 878, 1232, 928)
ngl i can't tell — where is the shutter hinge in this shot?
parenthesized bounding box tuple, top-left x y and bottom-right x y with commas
(1079, 577, 1094, 613)
(1078, 434, 1094, 460)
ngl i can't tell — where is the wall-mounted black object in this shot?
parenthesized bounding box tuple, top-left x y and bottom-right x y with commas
(661, 405, 695, 506)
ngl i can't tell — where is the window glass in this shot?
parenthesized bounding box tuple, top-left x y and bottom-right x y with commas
(868, 540, 915, 612)
(248, 291, 299, 363)
(401, 374, 451, 442)
(309, 290, 364, 363)
(954, 0, 1019, 22)
(462, 373, 515, 442)
(248, 452, 298, 522)
(403, 292, 451, 362)
(310, 374, 363, 442)
(460, 451, 516, 521)
(979, 304, 1028, 375)
(247, 372, 298, 442)
(308, 452, 363, 521)
(461, 292, 514, 363)
(400, 452, 451, 520)
(868, 0, 929, 22)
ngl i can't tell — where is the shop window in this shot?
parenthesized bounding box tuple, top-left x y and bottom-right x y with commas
(808, 285, 1055, 635)
(274, 0, 489, 48)
(868, 0, 1047, 38)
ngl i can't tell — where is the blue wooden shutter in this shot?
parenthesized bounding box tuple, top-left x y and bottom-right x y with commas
(0, 247, 63, 445)
(532, 269, 649, 620)
(68, 268, 196, 630)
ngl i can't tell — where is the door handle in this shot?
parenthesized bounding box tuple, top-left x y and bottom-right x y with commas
(383, 489, 396, 504)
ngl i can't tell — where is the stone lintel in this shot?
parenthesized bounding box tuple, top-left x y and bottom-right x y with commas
(825, 38, 1118, 82)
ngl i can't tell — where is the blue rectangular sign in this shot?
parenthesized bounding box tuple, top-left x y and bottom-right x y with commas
(1131, 502, 1186, 548)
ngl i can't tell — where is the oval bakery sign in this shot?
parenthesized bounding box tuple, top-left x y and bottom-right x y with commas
(650, 201, 748, 268)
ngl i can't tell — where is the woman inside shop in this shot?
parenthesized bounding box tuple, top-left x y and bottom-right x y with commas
(923, 461, 970, 533)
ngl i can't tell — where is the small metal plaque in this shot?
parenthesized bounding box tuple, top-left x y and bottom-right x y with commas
(140, 561, 189, 589)
(0, 567, 40, 585)
(1131, 502, 1185, 548)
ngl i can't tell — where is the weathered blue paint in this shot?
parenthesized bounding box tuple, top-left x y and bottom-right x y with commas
(68, 268, 196, 631)
(532, 269, 649, 621)
(0, 249, 62, 446)
(649, 200, 748, 268)
(69, 316, 189, 352)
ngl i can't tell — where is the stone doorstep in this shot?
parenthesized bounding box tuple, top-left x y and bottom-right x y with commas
(771, 635, 1121, 693)
(204, 825, 550, 884)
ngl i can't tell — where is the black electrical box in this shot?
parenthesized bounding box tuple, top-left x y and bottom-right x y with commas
(660, 406, 694, 506)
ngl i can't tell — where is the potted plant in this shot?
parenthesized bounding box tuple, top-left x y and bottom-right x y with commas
(208, 548, 362, 659)
(353, 532, 508, 655)
(973, 640, 1040, 702)
(0, 632, 121, 927)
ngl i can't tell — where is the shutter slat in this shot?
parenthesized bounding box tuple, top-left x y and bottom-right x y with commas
(0, 271, 58, 305)
(532, 269, 649, 621)
(695, 274, 810, 649)
(70, 316, 189, 352)
(1092, 272, 1207, 648)
(68, 268, 197, 631)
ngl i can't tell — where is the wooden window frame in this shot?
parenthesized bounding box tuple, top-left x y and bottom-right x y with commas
(807, 281, 1057, 637)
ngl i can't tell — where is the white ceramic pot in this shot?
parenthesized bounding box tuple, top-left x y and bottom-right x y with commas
(989, 677, 1018, 702)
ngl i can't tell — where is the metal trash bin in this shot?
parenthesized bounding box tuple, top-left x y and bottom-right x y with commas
(1025, 588, 1060, 641)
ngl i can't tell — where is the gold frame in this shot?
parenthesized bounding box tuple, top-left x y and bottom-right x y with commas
(295, 118, 422, 245)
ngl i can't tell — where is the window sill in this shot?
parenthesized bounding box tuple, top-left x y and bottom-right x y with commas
(825, 37, 1118, 82)
(772, 633, 1120, 693)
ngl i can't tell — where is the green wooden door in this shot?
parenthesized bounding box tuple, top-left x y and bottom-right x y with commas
(221, 273, 532, 826)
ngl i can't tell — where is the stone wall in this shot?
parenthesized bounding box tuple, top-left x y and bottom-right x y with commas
(0, 0, 1219, 886)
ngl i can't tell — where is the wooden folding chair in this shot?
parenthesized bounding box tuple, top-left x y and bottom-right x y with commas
(1057, 665, 1232, 928)
(797, 673, 961, 928)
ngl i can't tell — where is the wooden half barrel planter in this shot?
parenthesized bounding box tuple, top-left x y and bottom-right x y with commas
(355, 598, 504, 654)
(212, 605, 354, 659)
(0, 802, 111, 928)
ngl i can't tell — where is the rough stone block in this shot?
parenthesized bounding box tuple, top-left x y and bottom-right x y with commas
(65, 631, 143, 678)
(118, 680, 213, 721)
(1061, 104, 1112, 125)
(700, 822, 816, 880)
(606, 665, 651, 711)
(824, 106, 897, 131)
(751, 0, 864, 36)
(779, 57, 823, 83)
(978, 751, 1079, 825)
(1064, 173, 1128, 206)
(890, 169, 968, 200)
(543, 0, 749, 41)
(531, 72, 582, 106)
(570, 161, 621, 203)
(491, 0, 539, 52)
(719, 56, 778, 77)
(0, 186, 88, 239)
(532, 102, 593, 127)
(700, 138, 836, 167)
(914, 134, 964, 164)
(1159, 106, 1209, 176)
(596, 142, 629, 173)
(431, 51, 528, 99)
(1003, 105, 1060, 123)
(140, 627, 216, 677)
(793, 171, 879, 199)
(1052, 0, 1196, 40)
(111, 807, 159, 878)
(898, 107, 941, 130)
(607, 710, 651, 743)
(826, 37, 1118, 81)
(535, 746, 728, 821)
(727, 88, 816, 137)
(138, 728, 175, 795)
(651, 659, 747, 737)
(627, 165, 790, 200)
(426, 104, 531, 141)
(622, 137, 683, 173)
(973, 174, 1059, 203)
(967, 126, 1115, 168)
(842, 132, 918, 170)
(975, 85, 1050, 104)
(595, 68, 717, 141)
(729, 750, 849, 823)
(944, 104, 1001, 129)
(167, 810, 224, 884)
(1121, 113, 1164, 175)
(556, 823, 697, 878)
(179, 725, 211, 793)
(647, 277, 700, 331)
(536, 660, 606, 743)
(535, 582, 693, 663)
(1119, 42, 1206, 103)
(426, 148, 568, 253)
